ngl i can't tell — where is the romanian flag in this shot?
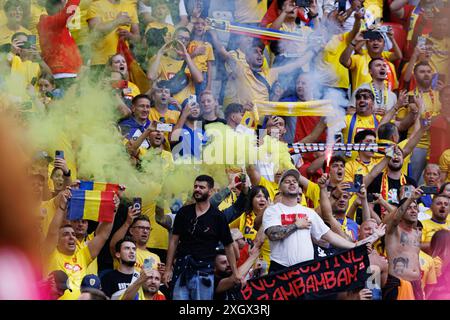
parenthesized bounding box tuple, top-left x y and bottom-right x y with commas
(67, 190, 115, 222)
(79, 180, 120, 193)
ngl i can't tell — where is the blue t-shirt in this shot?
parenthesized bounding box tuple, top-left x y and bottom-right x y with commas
(337, 218, 359, 242)
(118, 117, 151, 149)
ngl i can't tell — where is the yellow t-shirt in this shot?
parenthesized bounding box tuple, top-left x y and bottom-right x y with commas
(398, 90, 441, 150)
(46, 246, 93, 300)
(10, 54, 40, 90)
(349, 51, 398, 92)
(86, 0, 138, 65)
(421, 218, 450, 244)
(223, 50, 273, 107)
(259, 176, 308, 205)
(29, 1, 47, 35)
(135, 248, 160, 273)
(429, 36, 450, 75)
(304, 181, 321, 209)
(233, 0, 267, 24)
(68, 0, 95, 46)
(342, 113, 382, 160)
(218, 191, 237, 211)
(148, 54, 195, 105)
(187, 40, 215, 73)
(321, 32, 351, 89)
(419, 250, 438, 290)
(76, 232, 98, 276)
(0, 24, 31, 46)
(144, 21, 175, 38)
(439, 149, 450, 182)
(344, 157, 381, 182)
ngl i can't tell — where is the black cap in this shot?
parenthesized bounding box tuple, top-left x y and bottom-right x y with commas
(49, 270, 72, 292)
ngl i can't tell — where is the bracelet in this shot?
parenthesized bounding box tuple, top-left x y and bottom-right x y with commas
(350, 42, 357, 47)
(309, 13, 319, 19)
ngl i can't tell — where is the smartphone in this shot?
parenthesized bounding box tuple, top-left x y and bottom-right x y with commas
(188, 94, 197, 106)
(408, 95, 415, 104)
(296, 0, 311, 7)
(367, 193, 375, 203)
(28, 35, 36, 46)
(363, 30, 381, 40)
(400, 185, 413, 200)
(55, 150, 64, 159)
(240, 173, 246, 184)
(417, 36, 426, 49)
(30, 77, 37, 86)
(354, 174, 363, 192)
(421, 186, 438, 195)
(438, 73, 447, 84)
(133, 197, 142, 213)
(156, 123, 173, 132)
(338, 0, 347, 13)
(143, 258, 152, 270)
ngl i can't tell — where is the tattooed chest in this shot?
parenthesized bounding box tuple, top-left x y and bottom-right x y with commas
(399, 231, 421, 248)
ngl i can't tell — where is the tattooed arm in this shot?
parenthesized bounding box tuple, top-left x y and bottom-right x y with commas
(265, 224, 298, 241)
(265, 215, 311, 241)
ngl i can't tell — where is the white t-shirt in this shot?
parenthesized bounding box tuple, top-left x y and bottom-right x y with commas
(263, 202, 330, 267)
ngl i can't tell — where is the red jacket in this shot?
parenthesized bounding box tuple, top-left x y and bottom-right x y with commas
(37, 0, 82, 75)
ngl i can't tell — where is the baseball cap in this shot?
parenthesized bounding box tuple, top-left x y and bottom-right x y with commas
(278, 169, 301, 188)
(80, 274, 102, 291)
(49, 270, 72, 292)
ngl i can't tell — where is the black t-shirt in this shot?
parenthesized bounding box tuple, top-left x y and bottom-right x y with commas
(172, 204, 233, 261)
(367, 173, 417, 214)
(213, 275, 241, 300)
(202, 118, 227, 130)
(100, 270, 137, 298)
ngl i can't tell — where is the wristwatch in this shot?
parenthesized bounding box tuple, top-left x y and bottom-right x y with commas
(63, 169, 71, 177)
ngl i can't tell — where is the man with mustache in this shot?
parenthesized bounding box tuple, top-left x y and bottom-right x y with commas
(420, 195, 450, 254)
(367, 147, 417, 216)
(397, 62, 441, 183)
(163, 175, 240, 300)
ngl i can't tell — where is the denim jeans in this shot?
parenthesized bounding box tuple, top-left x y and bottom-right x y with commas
(172, 270, 214, 300)
(409, 147, 428, 184)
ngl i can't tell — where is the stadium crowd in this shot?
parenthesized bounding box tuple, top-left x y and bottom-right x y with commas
(0, 0, 449, 300)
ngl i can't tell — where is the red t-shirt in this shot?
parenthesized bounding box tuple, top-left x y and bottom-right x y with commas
(294, 116, 326, 163)
(430, 115, 450, 163)
(261, 0, 309, 27)
(236, 243, 249, 267)
(152, 292, 166, 300)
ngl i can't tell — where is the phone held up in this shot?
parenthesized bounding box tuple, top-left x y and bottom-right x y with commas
(133, 197, 142, 214)
(55, 150, 64, 159)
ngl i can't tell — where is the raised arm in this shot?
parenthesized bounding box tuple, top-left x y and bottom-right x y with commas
(109, 205, 139, 257)
(246, 164, 262, 187)
(317, 174, 351, 239)
(386, 27, 403, 62)
(175, 40, 203, 84)
(155, 205, 173, 231)
(147, 42, 171, 81)
(87, 194, 120, 259)
(88, 12, 132, 38)
(42, 188, 71, 258)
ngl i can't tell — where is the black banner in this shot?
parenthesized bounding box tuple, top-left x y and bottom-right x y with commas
(240, 246, 370, 300)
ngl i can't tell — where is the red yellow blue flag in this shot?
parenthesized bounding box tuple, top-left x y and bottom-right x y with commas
(67, 190, 115, 222)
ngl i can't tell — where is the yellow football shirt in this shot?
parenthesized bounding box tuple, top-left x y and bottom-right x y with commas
(344, 157, 381, 182)
(76, 232, 97, 276)
(321, 32, 351, 89)
(233, 0, 267, 24)
(187, 40, 215, 73)
(349, 51, 398, 93)
(86, 0, 138, 65)
(46, 246, 93, 300)
(439, 149, 450, 182)
(421, 218, 450, 244)
(147, 54, 195, 105)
